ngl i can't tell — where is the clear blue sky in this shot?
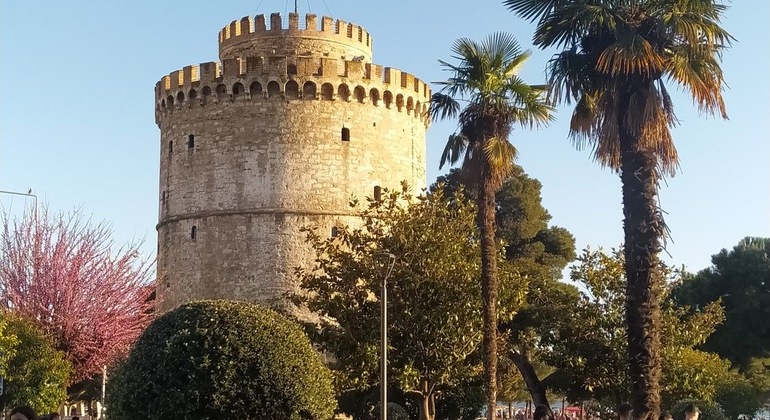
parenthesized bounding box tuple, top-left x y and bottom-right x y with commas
(1, 1, 768, 274)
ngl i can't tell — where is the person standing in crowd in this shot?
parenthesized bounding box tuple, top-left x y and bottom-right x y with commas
(8, 406, 38, 420)
(684, 404, 700, 420)
(618, 403, 633, 420)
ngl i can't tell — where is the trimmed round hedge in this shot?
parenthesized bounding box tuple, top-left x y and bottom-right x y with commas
(105, 300, 335, 420)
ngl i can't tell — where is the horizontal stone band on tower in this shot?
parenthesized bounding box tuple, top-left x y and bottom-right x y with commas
(157, 207, 360, 230)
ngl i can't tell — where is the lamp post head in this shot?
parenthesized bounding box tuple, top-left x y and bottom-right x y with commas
(373, 251, 396, 280)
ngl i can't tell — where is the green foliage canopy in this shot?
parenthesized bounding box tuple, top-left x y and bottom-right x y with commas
(293, 186, 527, 420)
(105, 300, 335, 420)
(546, 248, 732, 409)
(673, 237, 770, 370)
(0, 312, 72, 413)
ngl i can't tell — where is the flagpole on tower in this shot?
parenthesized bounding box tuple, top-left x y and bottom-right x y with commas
(294, 0, 298, 14)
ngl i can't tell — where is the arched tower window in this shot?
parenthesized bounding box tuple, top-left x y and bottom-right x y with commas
(337, 84, 350, 101)
(188, 134, 195, 149)
(285, 80, 299, 99)
(396, 94, 404, 112)
(331, 226, 339, 238)
(406, 97, 414, 115)
(369, 88, 380, 106)
(383, 91, 393, 109)
(189, 89, 198, 101)
(415, 101, 422, 119)
(167, 95, 175, 108)
(302, 81, 317, 100)
(267, 81, 281, 98)
(232, 82, 244, 98)
(250, 81, 263, 96)
(202, 86, 212, 104)
(354, 86, 366, 103)
(216, 84, 227, 101)
(321, 83, 334, 100)
(176, 91, 185, 103)
(341, 127, 350, 142)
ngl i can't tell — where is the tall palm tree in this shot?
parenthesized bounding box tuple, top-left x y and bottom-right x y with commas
(503, 1, 732, 417)
(430, 33, 554, 420)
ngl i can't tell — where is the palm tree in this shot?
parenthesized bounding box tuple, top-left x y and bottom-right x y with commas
(503, 0, 732, 417)
(430, 33, 554, 419)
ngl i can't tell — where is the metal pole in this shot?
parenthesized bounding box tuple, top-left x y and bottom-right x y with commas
(380, 272, 387, 420)
(0, 190, 38, 209)
(101, 365, 107, 419)
(375, 251, 396, 420)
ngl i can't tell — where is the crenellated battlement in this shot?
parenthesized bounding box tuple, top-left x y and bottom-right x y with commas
(154, 55, 431, 126)
(218, 13, 372, 62)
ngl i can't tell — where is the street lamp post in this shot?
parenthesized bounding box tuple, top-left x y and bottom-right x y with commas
(374, 251, 396, 420)
(0, 189, 38, 210)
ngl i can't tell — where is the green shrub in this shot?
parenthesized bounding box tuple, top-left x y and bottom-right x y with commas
(670, 399, 728, 420)
(105, 300, 335, 420)
(0, 312, 71, 413)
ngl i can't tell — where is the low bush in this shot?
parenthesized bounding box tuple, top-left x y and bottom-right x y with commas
(105, 300, 335, 419)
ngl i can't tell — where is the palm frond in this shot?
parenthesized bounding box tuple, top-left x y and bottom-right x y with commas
(664, 43, 728, 119)
(596, 34, 666, 77)
(430, 92, 461, 122)
(502, 0, 573, 23)
(439, 133, 469, 170)
(483, 136, 517, 190)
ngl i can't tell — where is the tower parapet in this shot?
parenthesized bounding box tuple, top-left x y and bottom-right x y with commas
(155, 55, 431, 126)
(219, 13, 372, 62)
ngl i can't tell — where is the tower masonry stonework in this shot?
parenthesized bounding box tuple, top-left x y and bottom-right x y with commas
(155, 12, 429, 312)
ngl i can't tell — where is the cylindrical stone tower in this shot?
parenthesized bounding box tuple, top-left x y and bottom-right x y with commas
(154, 12, 429, 312)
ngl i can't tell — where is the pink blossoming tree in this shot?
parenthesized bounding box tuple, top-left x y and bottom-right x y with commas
(0, 206, 154, 383)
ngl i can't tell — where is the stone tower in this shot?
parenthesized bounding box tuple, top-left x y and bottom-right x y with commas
(154, 12, 429, 311)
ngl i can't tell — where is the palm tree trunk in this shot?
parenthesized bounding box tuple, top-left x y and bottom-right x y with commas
(619, 116, 664, 419)
(478, 162, 499, 420)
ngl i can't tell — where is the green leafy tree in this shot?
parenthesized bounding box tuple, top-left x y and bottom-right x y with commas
(0, 312, 72, 413)
(714, 370, 767, 420)
(105, 300, 335, 420)
(547, 249, 731, 410)
(504, 1, 733, 416)
(293, 186, 527, 420)
(430, 32, 554, 419)
(673, 237, 770, 370)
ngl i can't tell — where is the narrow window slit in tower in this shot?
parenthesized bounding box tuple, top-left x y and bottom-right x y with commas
(373, 185, 382, 201)
(169, 140, 173, 154)
(188, 134, 195, 149)
(161, 191, 166, 204)
(341, 127, 350, 142)
(191, 225, 197, 240)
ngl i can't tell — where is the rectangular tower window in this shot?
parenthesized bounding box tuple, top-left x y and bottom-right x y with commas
(191, 225, 197, 240)
(188, 134, 195, 149)
(331, 226, 339, 238)
(373, 185, 382, 202)
(169, 140, 173, 155)
(341, 127, 350, 142)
